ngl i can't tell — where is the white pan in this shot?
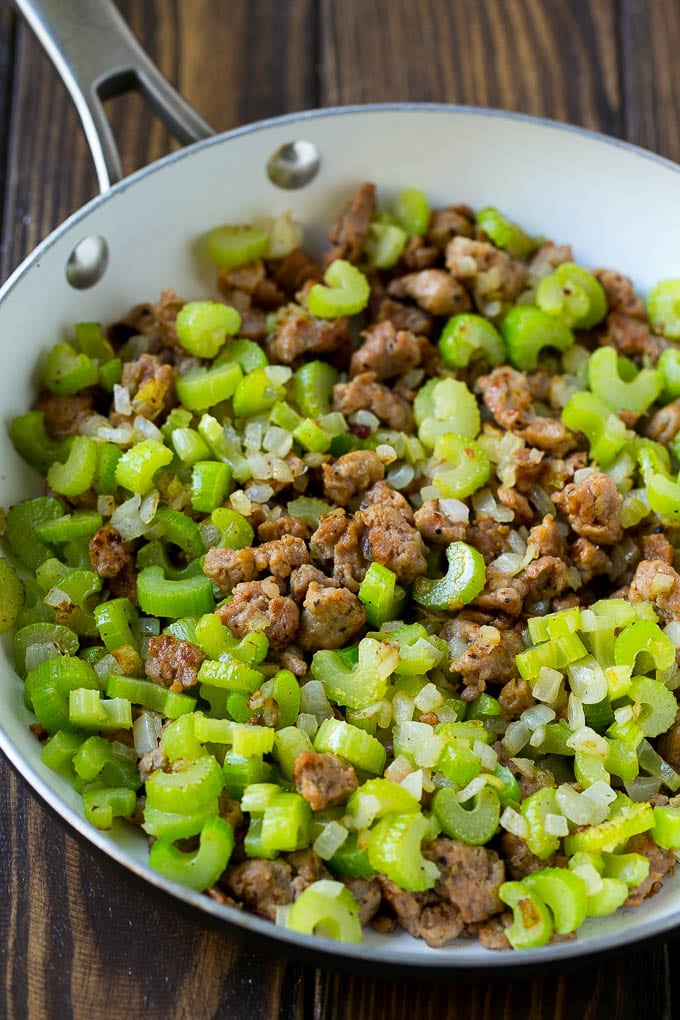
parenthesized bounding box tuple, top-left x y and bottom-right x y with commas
(4, 0, 680, 976)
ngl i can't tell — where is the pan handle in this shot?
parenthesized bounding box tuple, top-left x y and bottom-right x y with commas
(14, 0, 214, 193)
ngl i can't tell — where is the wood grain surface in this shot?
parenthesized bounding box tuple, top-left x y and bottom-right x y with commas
(2, 1, 680, 1017)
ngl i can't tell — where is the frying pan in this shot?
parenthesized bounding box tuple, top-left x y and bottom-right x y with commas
(4, 0, 680, 976)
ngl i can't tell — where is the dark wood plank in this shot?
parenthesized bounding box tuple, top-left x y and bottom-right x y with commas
(621, 0, 680, 162)
(320, 0, 621, 133)
(314, 2, 670, 1013)
(1, 1, 678, 1017)
(1, 0, 317, 278)
(0, 2, 315, 1018)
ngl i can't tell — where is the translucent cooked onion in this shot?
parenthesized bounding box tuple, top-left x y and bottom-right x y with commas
(544, 812, 569, 837)
(489, 552, 524, 576)
(263, 426, 293, 458)
(44, 588, 71, 610)
(438, 498, 469, 523)
(97, 495, 116, 517)
(113, 384, 132, 416)
(94, 653, 123, 679)
(296, 713, 319, 738)
(244, 421, 264, 451)
(568, 661, 608, 704)
(386, 463, 415, 490)
(230, 490, 253, 515)
(413, 683, 443, 713)
(299, 680, 333, 723)
(501, 720, 530, 755)
(313, 820, 348, 860)
(625, 775, 663, 802)
(567, 693, 586, 731)
(245, 483, 274, 503)
(376, 444, 398, 465)
(351, 409, 380, 432)
(133, 416, 163, 442)
(247, 452, 273, 480)
(566, 726, 609, 757)
(133, 710, 163, 755)
(385, 755, 413, 784)
(664, 621, 680, 648)
(140, 489, 160, 525)
(471, 488, 514, 523)
(532, 666, 563, 705)
(111, 494, 147, 540)
(500, 806, 528, 839)
(528, 484, 556, 518)
(473, 739, 498, 771)
(521, 704, 556, 730)
(556, 784, 598, 825)
(400, 769, 424, 801)
(25, 642, 59, 672)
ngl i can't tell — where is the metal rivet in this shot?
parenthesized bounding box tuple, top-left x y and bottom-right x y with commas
(266, 141, 320, 189)
(66, 235, 109, 289)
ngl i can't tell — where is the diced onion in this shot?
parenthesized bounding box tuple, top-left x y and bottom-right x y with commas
(556, 784, 598, 825)
(392, 691, 415, 724)
(438, 498, 469, 524)
(503, 730, 533, 765)
(113, 384, 132, 416)
(351, 409, 380, 432)
(25, 642, 59, 672)
(473, 740, 498, 771)
(664, 621, 680, 648)
(400, 769, 424, 801)
(566, 726, 609, 757)
(572, 862, 604, 895)
(624, 775, 663, 801)
(457, 775, 488, 803)
(375, 444, 398, 464)
(263, 426, 293, 458)
(567, 694, 586, 731)
(133, 416, 163, 442)
(97, 495, 116, 517)
(521, 704, 556, 730)
(111, 494, 148, 540)
(313, 821, 348, 860)
(568, 661, 608, 704)
(94, 653, 123, 679)
(296, 713, 319, 738)
(386, 463, 415, 490)
(413, 683, 443, 713)
(384, 755, 413, 784)
(245, 483, 274, 503)
(264, 365, 292, 386)
(500, 806, 528, 839)
(244, 421, 264, 451)
(532, 666, 563, 705)
(44, 588, 71, 610)
(140, 489, 160, 525)
(299, 680, 334, 723)
(230, 490, 253, 515)
(501, 720, 530, 755)
(544, 812, 569, 837)
(133, 710, 163, 755)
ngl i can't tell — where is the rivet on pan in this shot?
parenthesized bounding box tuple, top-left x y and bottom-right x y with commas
(66, 235, 109, 289)
(266, 141, 320, 189)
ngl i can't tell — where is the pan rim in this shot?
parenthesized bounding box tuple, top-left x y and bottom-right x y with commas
(2, 100, 680, 972)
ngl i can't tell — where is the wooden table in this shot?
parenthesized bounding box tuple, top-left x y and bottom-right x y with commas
(2, 1, 680, 1016)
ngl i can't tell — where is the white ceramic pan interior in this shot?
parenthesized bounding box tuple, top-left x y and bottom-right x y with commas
(5, 0, 680, 973)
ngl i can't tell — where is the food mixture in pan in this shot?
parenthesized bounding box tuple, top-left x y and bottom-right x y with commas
(6, 183, 680, 950)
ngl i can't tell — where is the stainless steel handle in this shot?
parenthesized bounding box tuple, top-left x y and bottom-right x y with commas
(15, 0, 215, 192)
